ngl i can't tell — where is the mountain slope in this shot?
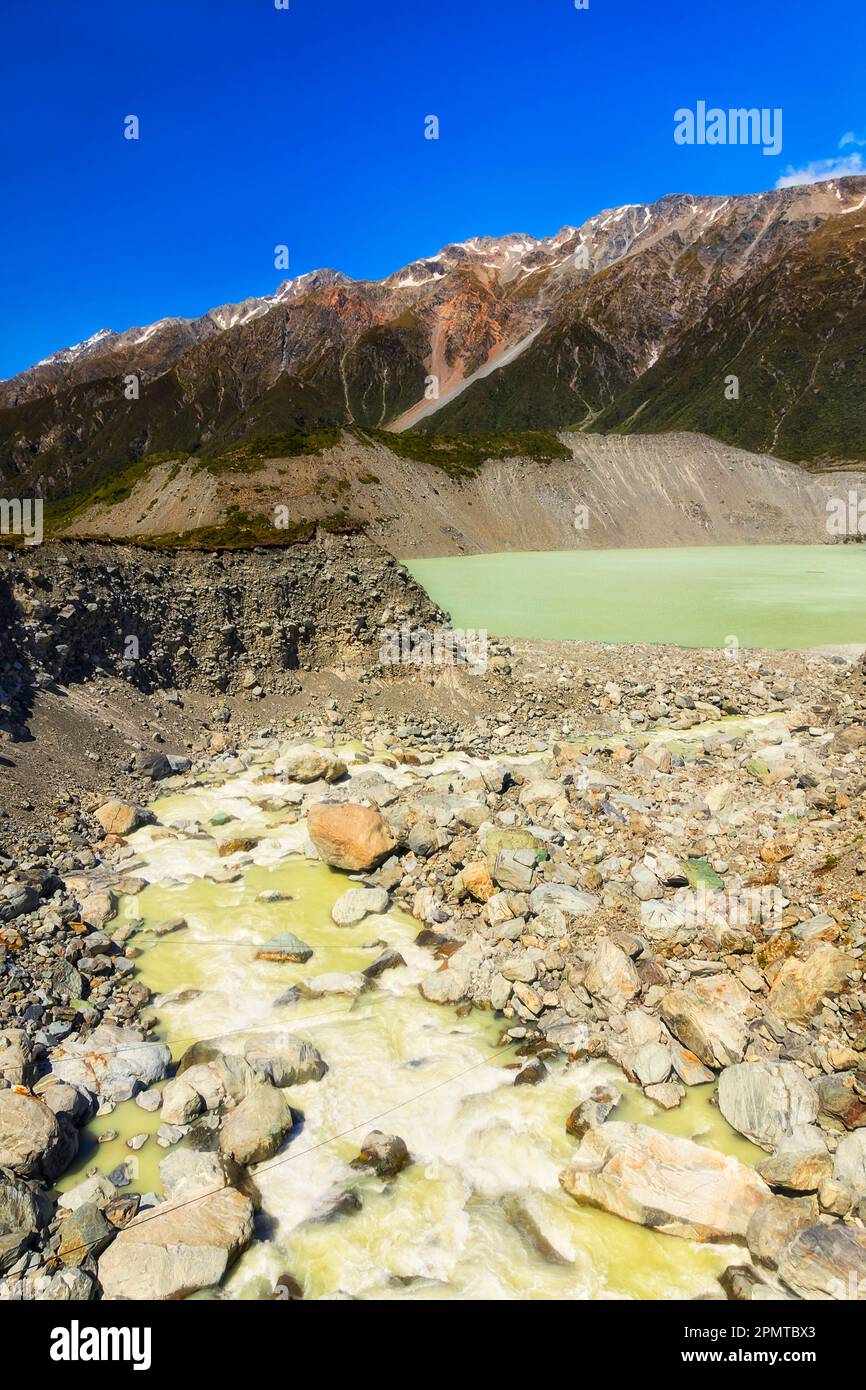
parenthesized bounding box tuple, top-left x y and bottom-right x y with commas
(2, 178, 865, 499)
(594, 210, 866, 463)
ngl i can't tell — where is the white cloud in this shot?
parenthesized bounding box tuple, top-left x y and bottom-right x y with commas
(775, 153, 864, 188)
(840, 131, 866, 148)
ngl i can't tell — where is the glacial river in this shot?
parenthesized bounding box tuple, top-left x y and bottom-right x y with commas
(406, 544, 866, 650)
(60, 749, 762, 1300)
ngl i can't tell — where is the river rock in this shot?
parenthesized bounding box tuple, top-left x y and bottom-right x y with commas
(307, 802, 396, 871)
(419, 967, 469, 1005)
(461, 863, 496, 902)
(631, 1042, 671, 1086)
(94, 801, 153, 837)
(58, 1202, 114, 1267)
(717, 1061, 819, 1150)
(79, 889, 117, 929)
(275, 744, 347, 784)
(777, 1224, 866, 1300)
(218, 1084, 293, 1165)
(816, 1072, 866, 1131)
(331, 886, 389, 925)
(756, 1126, 832, 1191)
(0, 1030, 37, 1088)
(351, 1130, 411, 1178)
(160, 1077, 204, 1126)
(584, 938, 640, 1012)
(767, 943, 855, 1024)
(529, 882, 596, 919)
(48, 1023, 171, 1105)
(160, 1148, 232, 1199)
(0, 1091, 77, 1180)
(277, 971, 371, 1004)
(243, 1033, 328, 1088)
(660, 974, 752, 1069)
(98, 1184, 254, 1299)
(176, 1052, 257, 1110)
(255, 932, 313, 963)
(363, 948, 406, 980)
(0, 1167, 43, 1239)
(484, 827, 539, 868)
(746, 1194, 819, 1269)
(559, 1121, 771, 1240)
(35, 1079, 94, 1126)
(665, 1032, 715, 1086)
(834, 1130, 866, 1198)
(57, 1172, 117, 1214)
(492, 849, 536, 891)
(566, 1083, 621, 1138)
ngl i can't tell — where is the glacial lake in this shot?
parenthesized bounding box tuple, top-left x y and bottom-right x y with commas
(406, 545, 866, 650)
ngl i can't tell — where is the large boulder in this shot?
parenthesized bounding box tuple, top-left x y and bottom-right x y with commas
(834, 1130, 866, 1198)
(160, 1077, 204, 1126)
(48, 1024, 171, 1105)
(98, 1185, 254, 1300)
(94, 801, 152, 837)
(777, 1224, 866, 1300)
(717, 1061, 819, 1151)
(307, 802, 396, 872)
(218, 1084, 293, 1166)
(559, 1121, 770, 1241)
(275, 744, 347, 784)
(746, 1194, 819, 1269)
(584, 939, 640, 1012)
(767, 943, 855, 1024)
(174, 1051, 257, 1111)
(660, 974, 753, 1069)
(242, 1034, 328, 1089)
(755, 1128, 832, 1192)
(0, 1092, 77, 1180)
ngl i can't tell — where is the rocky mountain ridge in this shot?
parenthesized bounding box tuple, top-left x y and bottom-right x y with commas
(3, 178, 865, 502)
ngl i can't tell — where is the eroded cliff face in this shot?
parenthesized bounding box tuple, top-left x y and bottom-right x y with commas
(0, 531, 447, 733)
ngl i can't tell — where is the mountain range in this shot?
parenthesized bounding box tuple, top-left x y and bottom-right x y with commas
(2, 176, 865, 502)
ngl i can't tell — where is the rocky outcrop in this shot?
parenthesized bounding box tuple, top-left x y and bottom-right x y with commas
(0, 532, 447, 733)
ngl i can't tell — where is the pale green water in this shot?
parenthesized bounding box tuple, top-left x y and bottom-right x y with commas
(60, 748, 764, 1300)
(407, 545, 866, 649)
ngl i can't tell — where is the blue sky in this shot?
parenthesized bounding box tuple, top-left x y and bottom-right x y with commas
(1, 0, 863, 379)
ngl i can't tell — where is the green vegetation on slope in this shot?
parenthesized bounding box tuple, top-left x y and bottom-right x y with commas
(363, 428, 571, 478)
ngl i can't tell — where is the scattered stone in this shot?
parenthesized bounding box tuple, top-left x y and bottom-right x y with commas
(351, 1130, 410, 1178)
(331, 886, 389, 926)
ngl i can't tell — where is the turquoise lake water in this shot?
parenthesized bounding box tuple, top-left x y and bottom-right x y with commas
(406, 545, 866, 650)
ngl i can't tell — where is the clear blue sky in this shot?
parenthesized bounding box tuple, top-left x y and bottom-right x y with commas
(1, 0, 863, 379)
